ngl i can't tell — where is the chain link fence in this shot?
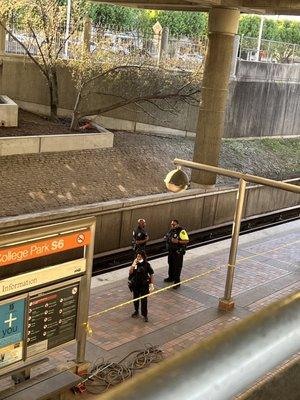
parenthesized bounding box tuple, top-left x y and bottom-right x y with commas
(239, 36, 300, 64)
(4, 25, 300, 67)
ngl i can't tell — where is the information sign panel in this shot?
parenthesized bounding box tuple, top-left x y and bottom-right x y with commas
(0, 217, 95, 375)
(26, 284, 79, 357)
(0, 258, 86, 298)
(0, 343, 23, 368)
(0, 299, 25, 368)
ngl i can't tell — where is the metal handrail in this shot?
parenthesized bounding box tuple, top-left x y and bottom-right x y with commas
(174, 158, 300, 193)
(96, 292, 300, 400)
(172, 159, 299, 305)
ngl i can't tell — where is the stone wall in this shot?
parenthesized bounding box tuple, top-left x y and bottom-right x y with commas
(0, 55, 299, 137)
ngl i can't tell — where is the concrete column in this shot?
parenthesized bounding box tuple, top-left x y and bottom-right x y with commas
(83, 17, 92, 53)
(0, 21, 6, 54)
(157, 27, 169, 66)
(230, 34, 240, 77)
(191, 8, 240, 186)
(160, 27, 169, 60)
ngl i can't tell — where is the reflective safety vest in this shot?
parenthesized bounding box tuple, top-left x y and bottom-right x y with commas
(179, 229, 189, 241)
(166, 226, 189, 253)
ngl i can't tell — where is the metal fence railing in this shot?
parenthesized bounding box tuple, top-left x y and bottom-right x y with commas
(5, 34, 38, 55)
(4, 26, 300, 67)
(239, 36, 300, 64)
(4, 28, 207, 71)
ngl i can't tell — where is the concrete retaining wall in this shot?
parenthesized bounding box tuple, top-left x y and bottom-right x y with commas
(235, 60, 300, 82)
(0, 55, 300, 138)
(89, 115, 196, 138)
(0, 132, 114, 156)
(0, 179, 298, 256)
(0, 95, 18, 127)
(225, 79, 300, 138)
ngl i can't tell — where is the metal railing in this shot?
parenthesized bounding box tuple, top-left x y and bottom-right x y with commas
(240, 35, 300, 64)
(175, 159, 299, 307)
(3, 25, 207, 70)
(4, 26, 300, 66)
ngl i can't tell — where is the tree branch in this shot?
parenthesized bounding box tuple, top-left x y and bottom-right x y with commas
(28, 23, 48, 71)
(79, 85, 200, 118)
(55, 22, 79, 60)
(141, 99, 178, 115)
(0, 21, 48, 80)
(36, 0, 52, 62)
(134, 102, 160, 121)
(92, 90, 128, 101)
(83, 64, 143, 88)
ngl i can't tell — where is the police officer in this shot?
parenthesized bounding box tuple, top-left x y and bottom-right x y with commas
(164, 219, 189, 288)
(132, 218, 149, 254)
(129, 250, 154, 322)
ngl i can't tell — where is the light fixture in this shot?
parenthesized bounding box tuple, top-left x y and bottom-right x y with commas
(164, 167, 189, 193)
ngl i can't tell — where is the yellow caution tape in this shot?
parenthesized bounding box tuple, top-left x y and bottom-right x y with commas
(83, 322, 93, 335)
(87, 239, 300, 321)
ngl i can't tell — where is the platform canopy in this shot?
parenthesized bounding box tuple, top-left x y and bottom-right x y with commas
(94, 1, 300, 15)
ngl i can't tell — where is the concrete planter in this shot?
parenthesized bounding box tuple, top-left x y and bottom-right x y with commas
(0, 131, 114, 156)
(0, 95, 18, 127)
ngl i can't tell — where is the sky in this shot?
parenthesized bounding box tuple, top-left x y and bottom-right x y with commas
(267, 15, 300, 21)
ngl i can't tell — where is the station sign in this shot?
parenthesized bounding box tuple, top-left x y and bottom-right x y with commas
(0, 229, 90, 268)
(0, 218, 95, 374)
(152, 21, 162, 35)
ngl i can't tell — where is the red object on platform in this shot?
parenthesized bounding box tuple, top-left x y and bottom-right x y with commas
(73, 382, 86, 394)
(79, 122, 92, 130)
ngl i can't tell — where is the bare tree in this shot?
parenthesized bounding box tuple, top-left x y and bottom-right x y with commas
(68, 44, 202, 130)
(1, 1, 202, 129)
(0, 0, 86, 120)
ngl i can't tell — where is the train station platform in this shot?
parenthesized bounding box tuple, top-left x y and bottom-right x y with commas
(1, 220, 299, 398)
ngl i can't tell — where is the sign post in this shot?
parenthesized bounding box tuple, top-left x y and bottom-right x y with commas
(153, 21, 163, 66)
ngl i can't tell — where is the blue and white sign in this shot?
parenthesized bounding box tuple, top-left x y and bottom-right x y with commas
(0, 299, 25, 348)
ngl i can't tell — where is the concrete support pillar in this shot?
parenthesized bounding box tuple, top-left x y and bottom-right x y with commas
(160, 27, 169, 60)
(83, 17, 92, 53)
(230, 34, 240, 77)
(191, 8, 240, 186)
(0, 21, 6, 54)
(157, 27, 169, 66)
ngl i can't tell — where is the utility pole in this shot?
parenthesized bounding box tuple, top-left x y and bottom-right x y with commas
(0, 20, 6, 54)
(159, 27, 169, 63)
(83, 17, 92, 53)
(256, 15, 264, 61)
(153, 21, 163, 66)
(64, 0, 72, 58)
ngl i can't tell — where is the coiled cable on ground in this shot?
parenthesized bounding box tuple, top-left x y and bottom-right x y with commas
(84, 345, 163, 394)
(129, 345, 163, 370)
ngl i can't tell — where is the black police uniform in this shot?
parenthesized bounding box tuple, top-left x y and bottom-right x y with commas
(129, 261, 154, 317)
(132, 226, 148, 253)
(165, 226, 187, 284)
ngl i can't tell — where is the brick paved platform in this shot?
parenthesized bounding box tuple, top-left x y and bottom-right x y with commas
(0, 220, 299, 398)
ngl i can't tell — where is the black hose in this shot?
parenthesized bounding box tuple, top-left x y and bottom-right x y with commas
(84, 345, 163, 394)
